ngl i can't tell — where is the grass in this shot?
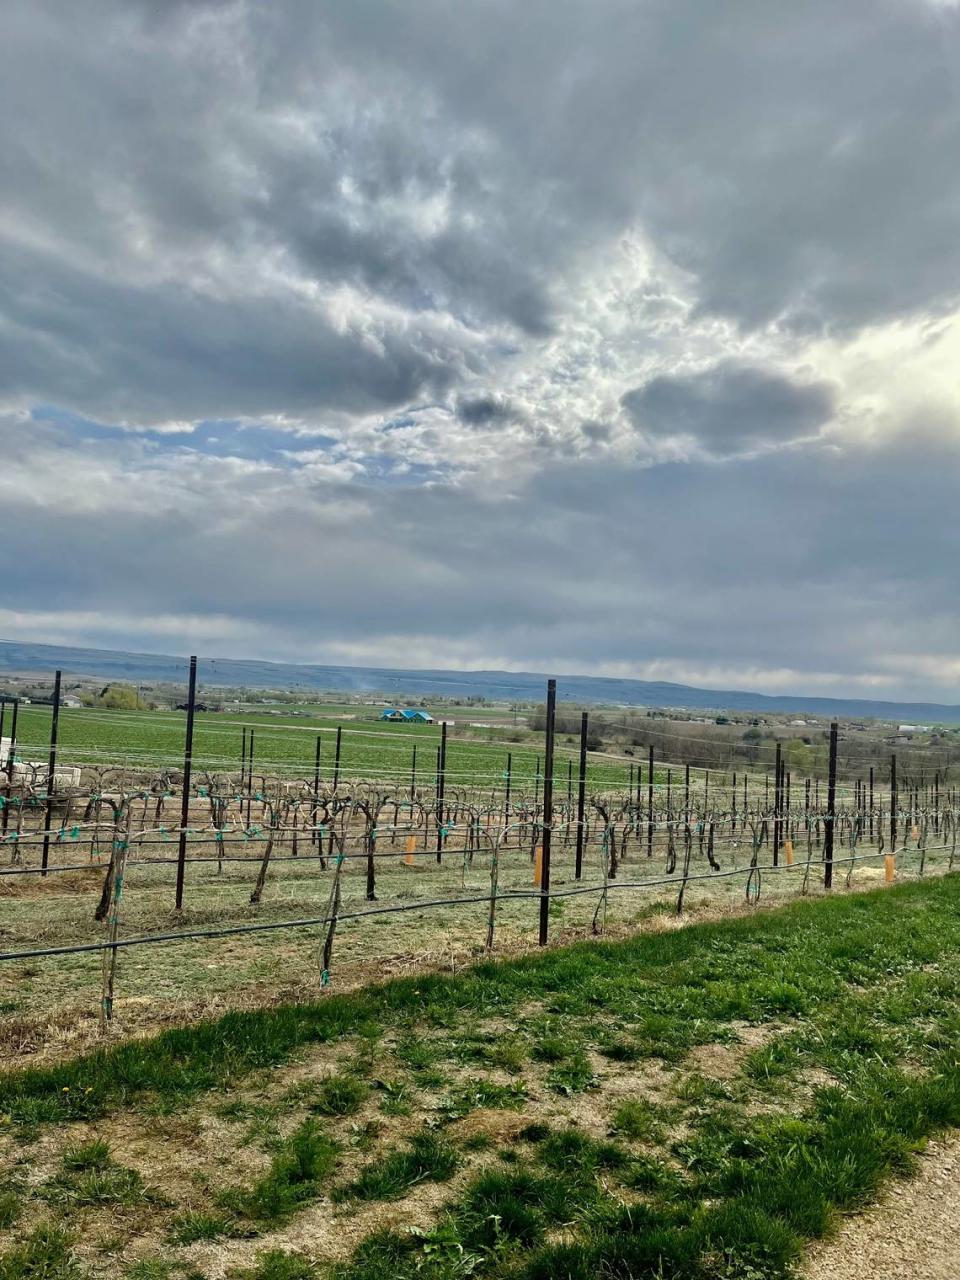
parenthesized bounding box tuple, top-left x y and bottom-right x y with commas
(610, 1097, 668, 1142)
(221, 1118, 340, 1226)
(41, 1140, 156, 1209)
(4, 875, 960, 1279)
(5, 875, 960, 1127)
(12, 703, 635, 790)
(0, 1225, 83, 1280)
(331, 1131, 458, 1203)
(229, 1250, 318, 1280)
(0, 1191, 19, 1230)
(439, 1078, 528, 1121)
(310, 1074, 368, 1117)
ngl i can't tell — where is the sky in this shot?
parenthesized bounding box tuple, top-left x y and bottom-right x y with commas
(3, 0, 960, 700)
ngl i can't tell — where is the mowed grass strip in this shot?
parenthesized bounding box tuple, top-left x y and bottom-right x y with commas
(3, 875, 960, 1127)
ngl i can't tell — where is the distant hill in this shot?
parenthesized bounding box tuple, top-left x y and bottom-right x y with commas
(1, 639, 959, 722)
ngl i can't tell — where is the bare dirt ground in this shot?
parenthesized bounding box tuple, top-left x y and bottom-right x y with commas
(803, 1133, 960, 1280)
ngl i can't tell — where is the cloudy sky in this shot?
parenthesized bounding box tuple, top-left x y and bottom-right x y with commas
(3, 0, 960, 700)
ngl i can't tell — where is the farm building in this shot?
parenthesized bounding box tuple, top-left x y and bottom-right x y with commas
(379, 708, 434, 723)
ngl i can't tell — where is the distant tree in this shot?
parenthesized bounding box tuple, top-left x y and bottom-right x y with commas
(99, 684, 139, 710)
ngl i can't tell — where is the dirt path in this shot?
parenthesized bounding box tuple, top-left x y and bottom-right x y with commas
(802, 1132, 960, 1280)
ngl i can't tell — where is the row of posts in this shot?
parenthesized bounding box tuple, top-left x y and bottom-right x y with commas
(1, 666, 940, 941)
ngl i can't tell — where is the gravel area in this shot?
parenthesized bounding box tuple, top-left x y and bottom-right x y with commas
(802, 1133, 960, 1280)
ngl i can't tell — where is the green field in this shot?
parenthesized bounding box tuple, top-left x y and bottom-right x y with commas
(10, 705, 639, 790)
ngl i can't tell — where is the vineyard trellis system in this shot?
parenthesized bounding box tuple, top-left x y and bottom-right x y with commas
(1, 664, 958, 1030)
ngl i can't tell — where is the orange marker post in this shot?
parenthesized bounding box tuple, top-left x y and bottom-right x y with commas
(533, 844, 543, 886)
(884, 853, 896, 883)
(404, 834, 416, 866)
(784, 839, 794, 865)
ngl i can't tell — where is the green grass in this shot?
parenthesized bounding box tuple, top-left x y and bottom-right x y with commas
(439, 1078, 528, 1121)
(41, 1141, 155, 1209)
(6, 876, 960, 1279)
(221, 1118, 340, 1226)
(12, 703, 635, 789)
(331, 1131, 458, 1203)
(167, 1209, 242, 1245)
(0, 1190, 20, 1230)
(5, 876, 960, 1128)
(228, 1250, 318, 1280)
(310, 1074, 368, 1117)
(610, 1097, 668, 1142)
(0, 1225, 83, 1280)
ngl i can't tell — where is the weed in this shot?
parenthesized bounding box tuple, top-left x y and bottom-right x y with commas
(167, 1210, 243, 1245)
(0, 1190, 19, 1230)
(311, 1074, 367, 1117)
(538, 1128, 628, 1178)
(377, 1080, 412, 1116)
(62, 1138, 111, 1170)
(610, 1098, 666, 1142)
(439, 1077, 527, 1121)
(597, 1038, 641, 1063)
(546, 1050, 597, 1094)
(223, 1119, 339, 1225)
(531, 1034, 568, 1064)
(0, 1225, 82, 1280)
(43, 1144, 155, 1208)
(229, 1250, 318, 1280)
(332, 1131, 457, 1203)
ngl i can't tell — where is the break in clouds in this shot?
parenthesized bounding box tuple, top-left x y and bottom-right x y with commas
(3, 0, 960, 699)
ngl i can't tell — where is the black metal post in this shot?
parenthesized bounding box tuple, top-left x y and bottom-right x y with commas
(772, 742, 782, 866)
(435, 720, 447, 862)
(890, 754, 897, 853)
(823, 721, 838, 889)
(333, 726, 342, 790)
(41, 670, 62, 875)
(313, 735, 321, 846)
(538, 679, 556, 946)
(574, 713, 587, 879)
(647, 744, 654, 857)
(175, 656, 198, 910)
(2, 699, 18, 837)
(251, 727, 260, 813)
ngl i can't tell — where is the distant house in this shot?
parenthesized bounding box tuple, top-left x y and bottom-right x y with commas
(379, 708, 434, 723)
(61, 695, 83, 709)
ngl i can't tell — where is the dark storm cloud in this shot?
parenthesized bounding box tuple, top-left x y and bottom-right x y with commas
(3, 1, 960, 695)
(455, 394, 520, 427)
(4, 0, 960, 431)
(622, 363, 836, 452)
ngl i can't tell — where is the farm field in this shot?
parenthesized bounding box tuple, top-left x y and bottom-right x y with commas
(9, 705, 630, 789)
(1, 875, 960, 1279)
